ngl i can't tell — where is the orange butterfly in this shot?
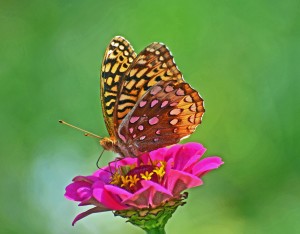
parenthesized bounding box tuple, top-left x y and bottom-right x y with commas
(60, 36, 205, 157)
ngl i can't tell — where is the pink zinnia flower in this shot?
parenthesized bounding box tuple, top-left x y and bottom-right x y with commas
(65, 142, 223, 226)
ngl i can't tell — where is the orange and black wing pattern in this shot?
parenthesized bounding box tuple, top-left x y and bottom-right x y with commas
(100, 36, 205, 157)
(118, 80, 204, 155)
(100, 36, 136, 138)
(114, 42, 184, 130)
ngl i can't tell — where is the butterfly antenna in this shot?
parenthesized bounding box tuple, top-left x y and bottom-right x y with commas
(59, 120, 103, 139)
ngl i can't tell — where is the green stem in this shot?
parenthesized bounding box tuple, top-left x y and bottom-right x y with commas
(144, 226, 166, 234)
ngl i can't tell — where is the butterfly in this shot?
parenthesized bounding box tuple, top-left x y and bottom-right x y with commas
(98, 36, 205, 157)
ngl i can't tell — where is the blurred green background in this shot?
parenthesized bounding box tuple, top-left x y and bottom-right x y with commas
(1, 0, 299, 233)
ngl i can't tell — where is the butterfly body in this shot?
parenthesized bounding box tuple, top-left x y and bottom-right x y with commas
(100, 36, 205, 157)
(100, 137, 139, 157)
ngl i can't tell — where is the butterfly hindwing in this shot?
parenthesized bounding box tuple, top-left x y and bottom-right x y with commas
(100, 36, 136, 138)
(114, 43, 184, 130)
(118, 80, 205, 154)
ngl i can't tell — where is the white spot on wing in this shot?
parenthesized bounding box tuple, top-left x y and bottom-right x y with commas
(150, 86, 162, 95)
(161, 100, 169, 108)
(118, 132, 126, 142)
(138, 125, 144, 131)
(176, 88, 185, 96)
(149, 117, 159, 125)
(170, 109, 181, 116)
(139, 100, 147, 107)
(190, 103, 196, 112)
(170, 119, 179, 125)
(184, 95, 193, 102)
(165, 85, 174, 93)
(151, 99, 159, 107)
(130, 116, 140, 124)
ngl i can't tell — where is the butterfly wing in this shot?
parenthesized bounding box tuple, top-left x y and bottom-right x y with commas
(113, 42, 184, 130)
(100, 36, 136, 138)
(117, 80, 205, 155)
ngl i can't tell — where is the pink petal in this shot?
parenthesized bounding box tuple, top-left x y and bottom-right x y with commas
(162, 155, 173, 177)
(149, 147, 168, 161)
(164, 144, 182, 161)
(72, 206, 111, 226)
(137, 148, 167, 165)
(167, 169, 203, 195)
(93, 181, 127, 210)
(104, 185, 133, 201)
(165, 143, 206, 170)
(92, 169, 112, 184)
(193, 157, 224, 177)
(180, 154, 202, 173)
(137, 152, 151, 165)
(73, 175, 98, 183)
(122, 180, 172, 208)
(115, 157, 137, 167)
(183, 142, 206, 155)
(65, 181, 92, 202)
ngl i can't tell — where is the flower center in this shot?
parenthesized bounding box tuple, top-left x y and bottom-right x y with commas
(110, 161, 166, 192)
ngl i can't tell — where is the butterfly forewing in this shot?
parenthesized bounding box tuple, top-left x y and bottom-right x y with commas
(118, 80, 205, 154)
(114, 43, 184, 130)
(100, 36, 136, 138)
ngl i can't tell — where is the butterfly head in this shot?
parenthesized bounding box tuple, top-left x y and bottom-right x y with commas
(99, 136, 141, 158)
(99, 137, 128, 157)
(100, 137, 115, 152)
